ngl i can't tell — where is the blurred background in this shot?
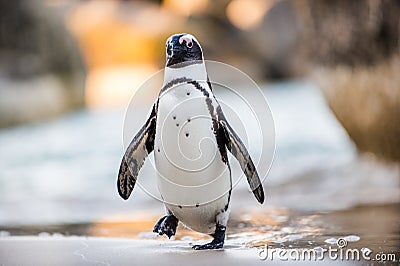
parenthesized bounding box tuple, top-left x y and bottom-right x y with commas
(0, 0, 399, 252)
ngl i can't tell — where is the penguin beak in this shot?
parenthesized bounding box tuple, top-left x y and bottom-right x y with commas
(167, 40, 186, 57)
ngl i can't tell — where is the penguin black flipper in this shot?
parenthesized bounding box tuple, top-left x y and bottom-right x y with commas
(117, 103, 157, 200)
(219, 118, 265, 204)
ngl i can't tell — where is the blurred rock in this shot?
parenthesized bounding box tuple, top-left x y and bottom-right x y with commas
(187, 0, 304, 80)
(49, 0, 400, 162)
(298, 0, 399, 67)
(246, 0, 302, 79)
(312, 57, 400, 162)
(0, 0, 85, 127)
(295, 0, 400, 162)
(66, 0, 304, 84)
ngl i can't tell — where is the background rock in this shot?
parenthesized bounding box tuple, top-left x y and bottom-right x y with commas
(295, 0, 400, 162)
(0, 0, 85, 127)
(3, 0, 399, 163)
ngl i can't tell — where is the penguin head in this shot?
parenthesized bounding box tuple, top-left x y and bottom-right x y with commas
(165, 33, 203, 67)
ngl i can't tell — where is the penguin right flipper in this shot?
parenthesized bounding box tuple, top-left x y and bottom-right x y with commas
(219, 119, 265, 204)
(117, 103, 157, 200)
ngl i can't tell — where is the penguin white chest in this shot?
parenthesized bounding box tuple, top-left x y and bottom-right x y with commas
(154, 81, 231, 233)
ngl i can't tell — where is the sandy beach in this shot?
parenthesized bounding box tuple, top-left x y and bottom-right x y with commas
(0, 237, 269, 266)
(1, 203, 398, 265)
(1, 236, 357, 266)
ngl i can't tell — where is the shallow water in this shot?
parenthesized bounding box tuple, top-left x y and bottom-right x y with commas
(1, 204, 398, 258)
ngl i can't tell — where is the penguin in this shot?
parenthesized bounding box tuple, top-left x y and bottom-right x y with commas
(117, 33, 264, 250)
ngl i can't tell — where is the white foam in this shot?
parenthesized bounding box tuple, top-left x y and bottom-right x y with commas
(343, 235, 360, 242)
(324, 238, 337, 245)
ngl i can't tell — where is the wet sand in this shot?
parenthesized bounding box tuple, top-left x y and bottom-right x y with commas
(1, 236, 350, 266)
(1, 204, 398, 265)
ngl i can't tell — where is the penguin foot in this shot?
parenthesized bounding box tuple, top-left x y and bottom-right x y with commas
(192, 223, 226, 250)
(192, 240, 224, 250)
(153, 214, 178, 238)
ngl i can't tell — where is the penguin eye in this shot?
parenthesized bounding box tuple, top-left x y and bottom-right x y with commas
(186, 41, 193, 48)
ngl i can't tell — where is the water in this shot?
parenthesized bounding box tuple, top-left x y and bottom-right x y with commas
(0, 80, 399, 254)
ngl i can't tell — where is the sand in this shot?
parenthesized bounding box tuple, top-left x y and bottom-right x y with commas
(0, 236, 345, 266)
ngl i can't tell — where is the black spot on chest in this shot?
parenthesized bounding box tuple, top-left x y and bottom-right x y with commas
(160, 78, 229, 164)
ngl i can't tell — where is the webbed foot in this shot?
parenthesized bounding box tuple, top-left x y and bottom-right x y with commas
(192, 240, 224, 250)
(192, 224, 225, 250)
(153, 214, 178, 238)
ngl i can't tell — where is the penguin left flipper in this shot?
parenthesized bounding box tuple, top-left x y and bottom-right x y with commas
(117, 103, 157, 200)
(219, 119, 265, 204)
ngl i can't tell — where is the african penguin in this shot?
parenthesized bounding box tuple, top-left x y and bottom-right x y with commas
(118, 33, 264, 250)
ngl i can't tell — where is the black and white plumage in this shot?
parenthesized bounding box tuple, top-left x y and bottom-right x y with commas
(118, 33, 264, 250)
